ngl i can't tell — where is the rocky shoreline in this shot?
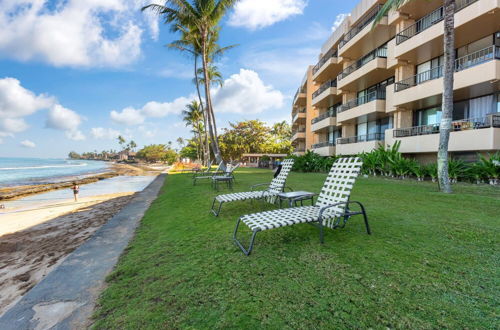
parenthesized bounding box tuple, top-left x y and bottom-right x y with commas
(0, 163, 160, 201)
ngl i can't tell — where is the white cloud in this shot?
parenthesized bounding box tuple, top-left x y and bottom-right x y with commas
(110, 107, 145, 126)
(110, 95, 194, 126)
(20, 140, 36, 148)
(212, 69, 284, 114)
(0, 0, 153, 68)
(91, 127, 121, 140)
(46, 104, 85, 140)
(228, 0, 306, 30)
(0, 77, 53, 139)
(332, 13, 350, 32)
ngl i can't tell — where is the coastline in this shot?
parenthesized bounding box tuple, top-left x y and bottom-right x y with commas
(0, 163, 162, 201)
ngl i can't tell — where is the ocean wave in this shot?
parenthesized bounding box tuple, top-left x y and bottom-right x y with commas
(0, 163, 88, 170)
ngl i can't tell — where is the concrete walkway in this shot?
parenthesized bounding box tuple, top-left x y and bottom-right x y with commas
(0, 174, 166, 330)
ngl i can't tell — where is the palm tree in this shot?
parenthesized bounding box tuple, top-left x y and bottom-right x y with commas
(117, 135, 126, 150)
(374, 0, 454, 193)
(182, 100, 205, 161)
(129, 140, 137, 151)
(142, 0, 238, 167)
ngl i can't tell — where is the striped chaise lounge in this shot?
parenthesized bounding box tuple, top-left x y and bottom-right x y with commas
(193, 161, 224, 185)
(210, 159, 294, 216)
(233, 157, 370, 255)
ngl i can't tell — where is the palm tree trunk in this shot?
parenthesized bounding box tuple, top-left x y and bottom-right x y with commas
(201, 33, 223, 165)
(193, 55, 210, 167)
(437, 0, 454, 193)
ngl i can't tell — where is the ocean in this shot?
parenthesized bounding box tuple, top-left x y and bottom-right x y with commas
(0, 157, 110, 186)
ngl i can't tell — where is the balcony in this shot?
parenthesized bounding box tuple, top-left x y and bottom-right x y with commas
(394, 0, 498, 61)
(291, 128, 306, 141)
(393, 46, 500, 108)
(312, 48, 340, 83)
(293, 88, 307, 107)
(338, 4, 391, 59)
(337, 44, 388, 90)
(386, 114, 500, 153)
(336, 133, 385, 155)
(292, 108, 306, 124)
(312, 79, 338, 107)
(396, 0, 478, 45)
(312, 142, 336, 156)
(311, 108, 338, 132)
(337, 89, 387, 123)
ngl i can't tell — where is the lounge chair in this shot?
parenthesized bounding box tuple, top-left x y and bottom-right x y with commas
(189, 160, 213, 176)
(210, 159, 295, 216)
(211, 163, 241, 191)
(233, 157, 370, 256)
(193, 161, 224, 185)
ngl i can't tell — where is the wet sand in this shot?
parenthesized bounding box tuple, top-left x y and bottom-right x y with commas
(0, 193, 134, 316)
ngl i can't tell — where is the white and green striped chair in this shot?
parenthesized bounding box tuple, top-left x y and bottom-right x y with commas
(210, 159, 295, 216)
(193, 161, 224, 185)
(233, 157, 370, 255)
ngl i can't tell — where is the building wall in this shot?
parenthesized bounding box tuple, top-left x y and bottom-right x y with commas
(290, 0, 500, 159)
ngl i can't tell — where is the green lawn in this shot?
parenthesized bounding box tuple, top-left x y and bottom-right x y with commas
(93, 168, 499, 329)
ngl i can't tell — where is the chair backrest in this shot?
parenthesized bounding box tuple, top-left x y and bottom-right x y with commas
(205, 160, 214, 172)
(315, 157, 363, 215)
(267, 158, 295, 194)
(225, 163, 240, 176)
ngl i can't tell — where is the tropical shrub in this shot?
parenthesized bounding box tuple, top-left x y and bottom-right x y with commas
(288, 151, 337, 173)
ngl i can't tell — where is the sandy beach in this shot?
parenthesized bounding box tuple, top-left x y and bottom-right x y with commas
(0, 165, 162, 317)
(0, 193, 135, 316)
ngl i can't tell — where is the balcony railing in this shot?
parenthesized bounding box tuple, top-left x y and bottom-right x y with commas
(394, 46, 500, 92)
(338, 89, 386, 113)
(393, 114, 500, 138)
(292, 128, 306, 136)
(312, 79, 337, 99)
(396, 0, 479, 45)
(292, 109, 306, 123)
(337, 133, 385, 145)
(339, 4, 384, 49)
(313, 141, 336, 149)
(294, 147, 306, 153)
(312, 48, 338, 75)
(338, 44, 387, 80)
(311, 107, 338, 124)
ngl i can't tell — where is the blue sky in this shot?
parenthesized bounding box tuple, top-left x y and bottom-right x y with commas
(0, 0, 354, 158)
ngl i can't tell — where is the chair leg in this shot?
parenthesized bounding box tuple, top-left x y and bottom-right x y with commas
(233, 217, 258, 256)
(318, 221, 324, 244)
(359, 203, 371, 235)
(210, 198, 224, 217)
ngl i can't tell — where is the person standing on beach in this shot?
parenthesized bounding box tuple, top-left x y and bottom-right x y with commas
(72, 182, 79, 202)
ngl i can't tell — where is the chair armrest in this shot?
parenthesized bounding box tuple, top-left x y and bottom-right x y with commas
(318, 201, 349, 219)
(283, 186, 294, 192)
(250, 183, 269, 191)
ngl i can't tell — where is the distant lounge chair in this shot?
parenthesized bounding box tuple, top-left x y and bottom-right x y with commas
(233, 157, 370, 256)
(193, 161, 224, 185)
(211, 163, 241, 191)
(210, 159, 295, 216)
(191, 160, 213, 177)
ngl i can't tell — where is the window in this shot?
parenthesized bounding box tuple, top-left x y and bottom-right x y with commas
(328, 128, 340, 143)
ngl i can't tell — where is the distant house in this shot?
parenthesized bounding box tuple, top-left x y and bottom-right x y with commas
(241, 153, 288, 168)
(117, 150, 136, 161)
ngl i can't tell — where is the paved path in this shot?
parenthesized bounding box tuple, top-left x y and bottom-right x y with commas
(0, 174, 166, 330)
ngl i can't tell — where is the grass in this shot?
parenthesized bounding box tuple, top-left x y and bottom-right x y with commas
(92, 168, 499, 329)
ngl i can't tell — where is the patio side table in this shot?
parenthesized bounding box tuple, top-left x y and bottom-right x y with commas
(277, 191, 317, 208)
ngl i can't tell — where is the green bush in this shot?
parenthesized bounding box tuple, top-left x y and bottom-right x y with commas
(288, 151, 337, 173)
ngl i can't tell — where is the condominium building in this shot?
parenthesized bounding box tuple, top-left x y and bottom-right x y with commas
(292, 0, 500, 161)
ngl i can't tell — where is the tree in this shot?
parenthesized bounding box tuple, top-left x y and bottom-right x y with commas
(136, 144, 178, 164)
(219, 120, 293, 160)
(142, 0, 238, 167)
(182, 101, 205, 162)
(129, 140, 137, 151)
(374, 0, 453, 193)
(117, 135, 126, 150)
